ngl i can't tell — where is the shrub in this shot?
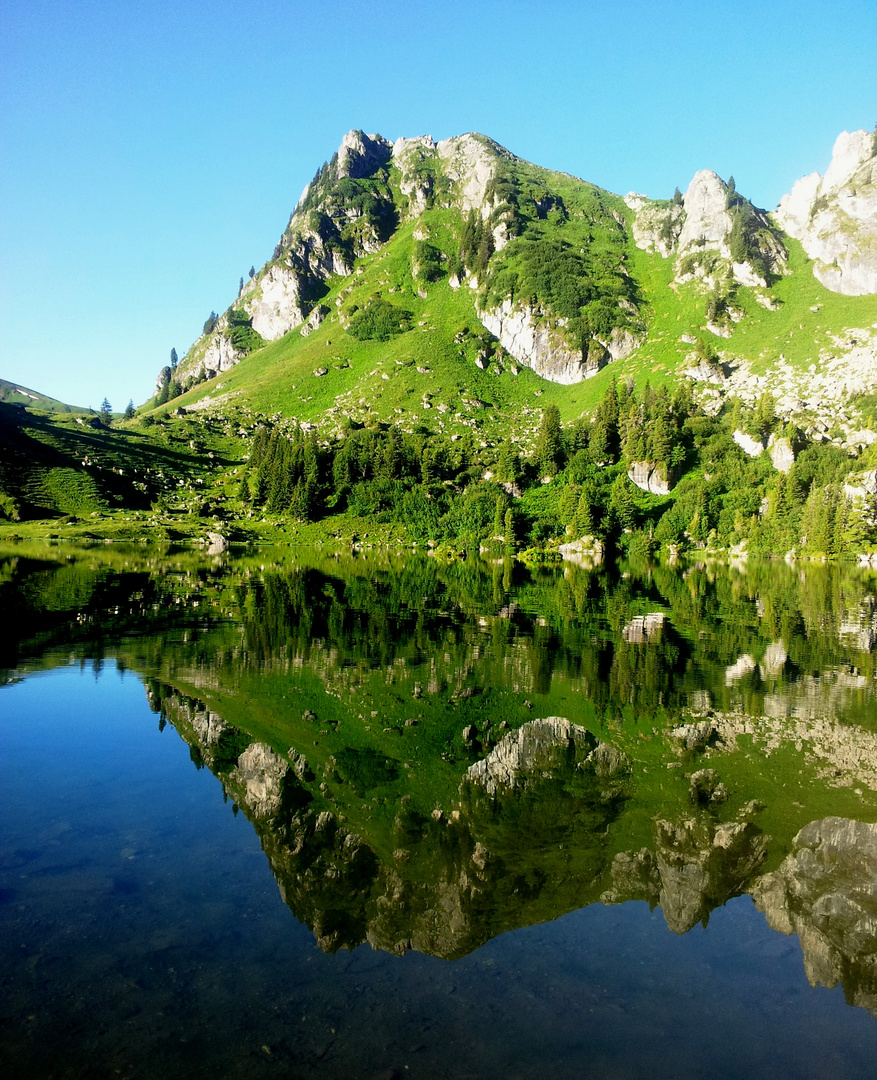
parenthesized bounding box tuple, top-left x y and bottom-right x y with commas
(348, 297, 412, 342)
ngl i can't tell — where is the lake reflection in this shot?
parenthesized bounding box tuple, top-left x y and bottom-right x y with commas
(1, 544, 876, 1078)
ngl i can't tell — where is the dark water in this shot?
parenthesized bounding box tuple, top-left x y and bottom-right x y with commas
(1, 546, 876, 1078)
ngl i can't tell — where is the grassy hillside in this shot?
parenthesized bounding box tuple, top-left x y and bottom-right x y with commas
(0, 378, 92, 414)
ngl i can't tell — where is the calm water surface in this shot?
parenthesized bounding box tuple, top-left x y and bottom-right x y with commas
(1, 547, 876, 1078)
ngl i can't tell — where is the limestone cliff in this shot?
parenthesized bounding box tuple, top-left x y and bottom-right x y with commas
(775, 129, 877, 296)
(478, 299, 641, 384)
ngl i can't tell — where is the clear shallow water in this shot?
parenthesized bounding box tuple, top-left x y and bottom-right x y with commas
(2, 664, 875, 1080)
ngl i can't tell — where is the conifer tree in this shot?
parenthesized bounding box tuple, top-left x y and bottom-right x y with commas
(573, 488, 596, 537)
(608, 474, 636, 532)
(493, 491, 509, 537)
(495, 441, 522, 483)
(503, 508, 515, 553)
(535, 404, 564, 476)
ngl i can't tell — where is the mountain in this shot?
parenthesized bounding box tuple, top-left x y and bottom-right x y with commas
(3, 128, 877, 557)
(156, 127, 877, 448)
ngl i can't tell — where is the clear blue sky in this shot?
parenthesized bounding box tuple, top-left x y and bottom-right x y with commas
(1, 0, 875, 410)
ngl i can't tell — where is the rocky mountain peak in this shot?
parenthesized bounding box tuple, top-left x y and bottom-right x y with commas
(774, 128, 877, 295)
(335, 129, 393, 179)
(436, 133, 506, 213)
(823, 128, 874, 190)
(677, 170, 731, 254)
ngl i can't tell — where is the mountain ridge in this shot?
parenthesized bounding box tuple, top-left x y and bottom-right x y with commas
(156, 125, 876, 446)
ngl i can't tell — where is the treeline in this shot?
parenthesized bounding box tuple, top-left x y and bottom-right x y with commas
(237, 378, 877, 559)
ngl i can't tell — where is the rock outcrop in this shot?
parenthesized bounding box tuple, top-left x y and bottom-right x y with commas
(602, 811, 768, 934)
(654, 815, 767, 934)
(436, 133, 506, 214)
(674, 170, 786, 286)
(479, 299, 640, 385)
(751, 817, 877, 1014)
(768, 434, 796, 473)
(677, 170, 733, 255)
(733, 429, 765, 457)
(231, 742, 292, 818)
(626, 192, 686, 257)
(335, 130, 393, 180)
(479, 301, 596, 383)
(393, 135, 439, 217)
(244, 264, 311, 341)
(465, 717, 598, 793)
(627, 460, 674, 494)
(775, 130, 877, 296)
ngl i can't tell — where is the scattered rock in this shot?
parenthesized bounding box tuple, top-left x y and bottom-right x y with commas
(689, 769, 728, 804)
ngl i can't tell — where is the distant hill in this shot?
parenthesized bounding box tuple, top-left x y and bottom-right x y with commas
(0, 378, 92, 415)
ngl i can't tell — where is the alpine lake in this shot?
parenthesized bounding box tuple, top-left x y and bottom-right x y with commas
(2, 541, 876, 1080)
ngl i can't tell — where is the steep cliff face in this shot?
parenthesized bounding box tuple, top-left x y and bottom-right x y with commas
(478, 301, 594, 383)
(677, 170, 733, 254)
(775, 129, 877, 296)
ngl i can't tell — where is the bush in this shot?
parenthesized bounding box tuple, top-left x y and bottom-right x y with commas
(413, 241, 444, 283)
(348, 297, 412, 342)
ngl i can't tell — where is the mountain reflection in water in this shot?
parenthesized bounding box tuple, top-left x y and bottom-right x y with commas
(2, 543, 876, 1077)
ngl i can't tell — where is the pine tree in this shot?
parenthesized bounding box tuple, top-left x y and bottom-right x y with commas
(99, 398, 112, 425)
(170, 347, 178, 369)
(503, 508, 515, 553)
(608, 475, 636, 532)
(475, 226, 494, 276)
(123, 400, 136, 420)
(495, 441, 521, 483)
(535, 404, 564, 476)
(573, 488, 596, 537)
(593, 377, 620, 463)
(493, 491, 509, 537)
(648, 412, 673, 468)
(559, 484, 580, 533)
(460, 210, 477, 270)
(621, 402, 645, 463)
